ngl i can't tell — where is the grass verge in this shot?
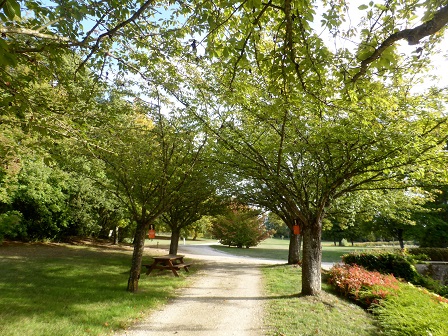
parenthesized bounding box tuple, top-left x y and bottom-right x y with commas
(371, 283, 448, 336)
(0, 242, 197, 336)
(262, 264, 381, 335)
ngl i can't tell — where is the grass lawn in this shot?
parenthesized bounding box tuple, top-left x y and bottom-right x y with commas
(212, 238, 380, 263)
(262, 264, 381, 335)
(0, 241, 196, 336)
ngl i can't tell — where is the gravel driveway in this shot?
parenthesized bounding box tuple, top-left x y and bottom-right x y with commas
(116, 244, 283, 336)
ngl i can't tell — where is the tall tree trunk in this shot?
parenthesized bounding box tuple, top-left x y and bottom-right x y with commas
(301, 218, 322, 296)
(127, 222, 148, 292)
(288, 232, 301, 264)
(169, 227, 181, 255)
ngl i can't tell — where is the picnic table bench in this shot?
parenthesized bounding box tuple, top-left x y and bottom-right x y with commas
(142, 255, 191, 277)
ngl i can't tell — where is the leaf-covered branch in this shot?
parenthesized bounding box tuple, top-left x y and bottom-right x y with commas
(352, 4, 448, 82)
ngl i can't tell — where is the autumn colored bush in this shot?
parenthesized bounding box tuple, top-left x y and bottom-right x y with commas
(328, 264, 400, 308)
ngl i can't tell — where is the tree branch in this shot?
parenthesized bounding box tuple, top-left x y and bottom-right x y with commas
(0, 27, 71, 42)
(77, 0, 156, 70)
(352, 4, 448, 82)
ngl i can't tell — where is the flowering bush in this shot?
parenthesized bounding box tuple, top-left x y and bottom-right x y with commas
(328, 264, 400, 307)
(341, 251, 418, 282)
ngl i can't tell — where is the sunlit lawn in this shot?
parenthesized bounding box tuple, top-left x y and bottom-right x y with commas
(211, 238, 392, 263)
(0, 242, 197, 336)
(262, 264, 381, 335)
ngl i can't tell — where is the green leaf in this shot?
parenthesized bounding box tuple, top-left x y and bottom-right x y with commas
(358, 4, 368, 10)
(374, 4, 388, 11)
(0, 38, 16, 65)
(3, 1, 16, 20)
(8, 0, 21, 18)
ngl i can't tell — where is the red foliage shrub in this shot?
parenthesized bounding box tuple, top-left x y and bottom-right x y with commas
(328, 264, 400, 307)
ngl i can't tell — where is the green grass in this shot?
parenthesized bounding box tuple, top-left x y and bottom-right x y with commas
(212, 238, 380, 263)
(262, 264, 381, 335)
(371, 283, 448, 336)
(0, 242, 196, 336)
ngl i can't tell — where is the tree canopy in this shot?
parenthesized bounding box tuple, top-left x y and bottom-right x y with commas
(2, 0, 448, 296)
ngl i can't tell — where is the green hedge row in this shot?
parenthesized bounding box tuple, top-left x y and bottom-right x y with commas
(341, 251, 418, 282)
(408, 248, 448, 261)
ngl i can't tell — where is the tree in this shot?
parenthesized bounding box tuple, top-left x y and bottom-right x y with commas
(413, 185, 448, 247)
(211, 204, 272, 248)
(159, 165, 227, 255)
(266, 212, 289, 239)
(3, 0, 448, 299)
(85, 101, 208, 292)
(187, 215, 215, 240)
(363, 190, 430, 248)
(191, 62, 447, 295)
(183, 0, 448, 296)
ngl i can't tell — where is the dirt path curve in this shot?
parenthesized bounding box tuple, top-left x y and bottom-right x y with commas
(116, 244, 283, 336)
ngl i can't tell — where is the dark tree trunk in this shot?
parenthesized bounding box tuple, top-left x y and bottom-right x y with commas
(288, 232, 301, 264)
(127, 222, 149, 292)
(301, 218, 322, 296)
(169, 228, 181, 255)
(397, 228, 404, 249)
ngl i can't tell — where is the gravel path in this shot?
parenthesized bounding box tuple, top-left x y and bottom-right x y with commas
(116, 244, 282, 336)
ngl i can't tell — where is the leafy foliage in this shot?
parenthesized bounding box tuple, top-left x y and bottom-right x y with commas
(409, 248, 448, 262)
(211, 205, 272, 248)
(328, 264, 448, 335)
(0, 157, 120, 241)
(342, 251, 419, 282)
(328, 264, 400, 308)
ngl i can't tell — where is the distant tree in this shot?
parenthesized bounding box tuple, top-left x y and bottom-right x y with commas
(413, 185, 448, 248)
(369, 190, 429, 249)
(211, 204, 272, 248)
(160, 182, 226, 255)
(187, 215, 215, 240)
(266, 212, 289, 239)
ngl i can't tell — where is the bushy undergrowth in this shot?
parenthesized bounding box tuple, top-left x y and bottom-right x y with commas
(408, 247, 448, 261)
(342, 251, 418, 281)
(342, 250, 448, 298)
(328, 264, 400, 307)
(328, 264, 448, 335)
(371, 283, 448, 336)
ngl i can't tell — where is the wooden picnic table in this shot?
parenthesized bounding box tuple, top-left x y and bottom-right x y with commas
(143, 255, 191, 277)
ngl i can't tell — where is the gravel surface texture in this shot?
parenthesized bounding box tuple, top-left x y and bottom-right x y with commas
(116, 244, 282, 336)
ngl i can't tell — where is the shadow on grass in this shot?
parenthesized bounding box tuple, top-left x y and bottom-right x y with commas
(0, 243, 192, 335)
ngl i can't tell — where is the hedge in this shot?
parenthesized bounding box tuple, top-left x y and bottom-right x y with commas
(342, 251, 419, 282)
(408, 248, 448, 261)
